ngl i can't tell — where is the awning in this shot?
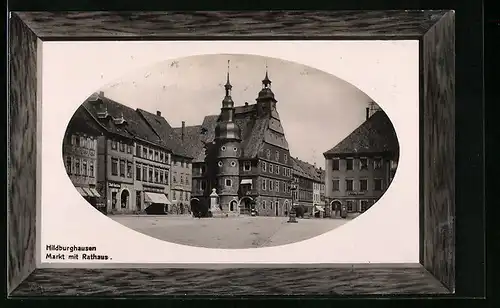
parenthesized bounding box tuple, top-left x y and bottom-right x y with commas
(240, 179, 252, 185)
(315, 206, 325, 212)
(144, 192, 172, 205)
(82, 187, 94, 197)
(89, 188, 101, 198)
(75, 187, 87, 197)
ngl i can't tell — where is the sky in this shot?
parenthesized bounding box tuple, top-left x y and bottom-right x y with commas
(98, 54, 373, 169)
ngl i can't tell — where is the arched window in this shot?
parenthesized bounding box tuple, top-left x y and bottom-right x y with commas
(121, 190, 130, 209)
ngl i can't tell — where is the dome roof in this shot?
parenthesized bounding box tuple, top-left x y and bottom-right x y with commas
(215, 121, 241, 141)
(257, 87, 276, 101)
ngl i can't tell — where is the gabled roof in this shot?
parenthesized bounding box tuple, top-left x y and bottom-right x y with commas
(323, 110, 399, 157)
(65, 106, 104, 137)
(291, 157, 322, 182)
(137, 109, 193, 159)
(173, 103, 275, 162)
(82, 96, 162, 145)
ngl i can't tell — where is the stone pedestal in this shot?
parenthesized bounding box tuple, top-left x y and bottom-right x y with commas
(209, 188, 225, 218)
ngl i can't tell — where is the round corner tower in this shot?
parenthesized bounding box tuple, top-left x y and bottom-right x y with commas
(214, 60, 242, 213)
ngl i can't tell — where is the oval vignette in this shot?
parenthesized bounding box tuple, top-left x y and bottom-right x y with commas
(62, 53, 400, 249)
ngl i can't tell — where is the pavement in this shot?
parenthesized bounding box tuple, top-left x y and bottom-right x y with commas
(110, 215, 351, 249)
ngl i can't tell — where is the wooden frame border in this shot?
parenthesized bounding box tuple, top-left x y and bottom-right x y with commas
(8, 10, 459, 297)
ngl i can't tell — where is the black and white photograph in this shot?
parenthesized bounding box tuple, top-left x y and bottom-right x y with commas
(62, 54, 400, 249)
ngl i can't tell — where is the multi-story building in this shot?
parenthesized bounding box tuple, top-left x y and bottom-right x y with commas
(63, 107, 104, 212)
(74, 92, 191, 215)
(137, 111, 193, 215)
(291, 157, 325, 217)
(175, 66, 294, 216)
(323, 106, 399, 215)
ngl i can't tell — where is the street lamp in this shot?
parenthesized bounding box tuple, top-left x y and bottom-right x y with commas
(288, 183, 298, 223)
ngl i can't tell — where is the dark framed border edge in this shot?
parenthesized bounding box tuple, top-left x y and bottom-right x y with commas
(7, 10, 456, 297)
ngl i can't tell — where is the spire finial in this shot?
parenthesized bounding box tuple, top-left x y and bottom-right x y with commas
(225, 59, 232, 94)
(262, 62, 271, 88)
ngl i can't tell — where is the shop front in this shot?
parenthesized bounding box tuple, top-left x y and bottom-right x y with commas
(75, 185, 103, 212)
(143, 185, 171, 215)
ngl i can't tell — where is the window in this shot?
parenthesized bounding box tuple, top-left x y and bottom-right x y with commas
(201, 165, 206, 174)
(262, 161, 267, 171)
(173, 173, 177, 183)
(180, 175, 184, 184)
(346, 179, 354, 191)
(221, 146, 226, 151)
(233, 147, 238, 152)
(361, 200, 370, 212)
(332, 159, 340, 170)
(262, 178, 267, 190)
(155, 170, 159, 183)
(225, 179, 232, 187)
(275, 201, 279, 210)
(127, 161, 133, 178)
(149, 168, 153, 183)
(82, 160, 87, 176)
(154, 151, 159, 161)
(79, 136, 85, 147)
(374, 179, 383, 191)
(71, 135, 77, 145)
(360, 179, 368, 191)
(148, 149, 153, 160)
(119, 160, 125, 177)
(284, 154, 288, 163)
(243, 161, 251, 171)
(275, 151, 279, 161)
(186, 177, 190, 186)
(119, 142, 125, 152)
(360, 158, 368, 170)
(160, 152, 164, 162)
(86, 138, 91, 148)
(332, 179, 340, 191)
(127, 144, 133, 154)
(159, 171, 163, 184)
(136, 145, 141, 156)
(109, 158, 117, 176)
(347, 200, 354, 212)
(374, 158, 382, 169)
(89, 161, 94, 177)
(142, 166, 147, 181)
(269, 164, 274, 173)
(269, 180, 274, 191)
(275, 180, 279, 192)
(165, 171, 169, 184)
(266, 149, 271, 159)
(111, 192, 117, 209)
(136, 165, 141, 181)
(111, 140, 117, 150)
(270, 202, 273, 209)
(201, 180, 207, 190)
(346, 159, 353, 170)
(65, 156, 72, 174)
(218, 161, 223, 167)
(275, 165, 279, 174)
(143, 147, 147, 158)
(262, 200, 266, 209)
(231, 161, 237, 167)
(173, 191, 177, 200)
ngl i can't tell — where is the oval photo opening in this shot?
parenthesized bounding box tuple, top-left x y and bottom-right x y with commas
(62, 54, 400, 249)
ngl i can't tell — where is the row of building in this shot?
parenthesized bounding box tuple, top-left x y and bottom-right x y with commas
(64, 64, 398, 217)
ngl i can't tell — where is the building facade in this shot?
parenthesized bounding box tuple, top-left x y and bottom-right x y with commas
(63, 107, 104, 211)
(323, 106, 399, 215)
(176, 65, 294, 216)
(69, 92, 191, 215)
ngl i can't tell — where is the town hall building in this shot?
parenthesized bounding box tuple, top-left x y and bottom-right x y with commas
(176, 63, 295, 216)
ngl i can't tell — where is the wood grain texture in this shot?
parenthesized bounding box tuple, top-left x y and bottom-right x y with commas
(8, 13, 39, 294)
(10, 266, 450, 296)
(422, 11, 456, 292)
(15, 11, 448, 39)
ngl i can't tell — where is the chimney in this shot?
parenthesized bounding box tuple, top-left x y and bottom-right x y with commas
(156, 111, 161, 116)
(99, 91, 104, 97)
(181, 121, 185, 141)
(366, 107, 370, 120)
(245, 102, 249, 106)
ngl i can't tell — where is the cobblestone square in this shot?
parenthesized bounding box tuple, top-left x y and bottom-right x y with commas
(111, 215, 351, 249)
